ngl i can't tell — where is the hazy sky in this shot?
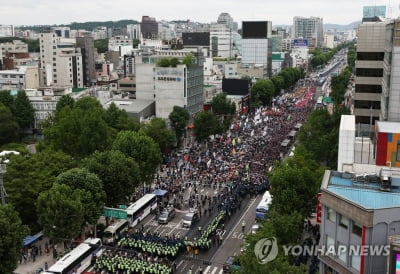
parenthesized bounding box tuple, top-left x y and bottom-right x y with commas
(1, 0, 398, 26)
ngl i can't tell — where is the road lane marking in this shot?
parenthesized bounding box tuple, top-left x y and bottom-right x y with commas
(210, 196, 259, 262)
(210, 266, 218, 274)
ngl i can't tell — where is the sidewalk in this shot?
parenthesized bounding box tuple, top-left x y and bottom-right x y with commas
(14, 236, 65, 274)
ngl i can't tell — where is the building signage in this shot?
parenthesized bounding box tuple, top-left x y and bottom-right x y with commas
(293, 39, 308, 47)
(103, 207, 127, 219)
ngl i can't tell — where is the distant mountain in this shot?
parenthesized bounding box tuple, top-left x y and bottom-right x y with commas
(324, 21, 361, 31)
(273, 21, 361, 31)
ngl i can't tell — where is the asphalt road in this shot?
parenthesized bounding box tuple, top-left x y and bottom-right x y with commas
(175, 194, 263, 274)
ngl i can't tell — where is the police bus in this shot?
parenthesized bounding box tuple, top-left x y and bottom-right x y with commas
(102, 219, 129, 245)
(43, 238, 102, 274)
(126, 193, 158, 228)
(255, 191, 272, 220)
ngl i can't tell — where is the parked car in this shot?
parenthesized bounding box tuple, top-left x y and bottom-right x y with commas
(158, 206, 175, 224)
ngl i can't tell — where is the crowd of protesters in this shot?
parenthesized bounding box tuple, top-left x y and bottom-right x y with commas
(94, 84, 317, 273)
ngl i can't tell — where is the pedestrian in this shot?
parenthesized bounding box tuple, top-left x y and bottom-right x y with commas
(242, 221, 246, 232)
(44, 262, 48, 271)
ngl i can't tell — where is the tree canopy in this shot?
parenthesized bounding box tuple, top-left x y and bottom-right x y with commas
(4, 149, 76, 231)
(0, 204, 29, 274)
(55, 168, 105, 226)
(43, 97, 112, 158)
(0, 103, 19, 145)
(193, 111, 222, 142)
(13, 90, 34, 130)
(168, 106, 190, 146)
(251, 79, 275, 107)
(140, 118, 176, 153)
(113, 131, 161, 184)
(83, 150, 141, 207)
(210, 93, 236, 116)
(36, 184, 84, 242)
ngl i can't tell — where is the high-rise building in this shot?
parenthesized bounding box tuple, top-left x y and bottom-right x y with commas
(141, 16, 158, 39)
(127, 24, 141, 40)
(39, 32, 83, 87)
(217, 12, 234, 29)
(76, 36, 96, 87)
(241, 21, 272, 76)
(353, 21, 385, 126)
(292, 17, 323, 48)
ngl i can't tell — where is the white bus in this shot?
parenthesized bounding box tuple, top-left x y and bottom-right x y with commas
(126, 193, 158, 227)
(44, 238, 102, 274)
(102, 219, 129, 245)
(255, 191, 272, 220)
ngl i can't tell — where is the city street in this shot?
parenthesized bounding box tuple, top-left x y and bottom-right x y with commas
(176, 195, 262, 274)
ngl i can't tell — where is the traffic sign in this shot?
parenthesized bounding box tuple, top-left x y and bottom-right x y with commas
(103, 207, 127, 219)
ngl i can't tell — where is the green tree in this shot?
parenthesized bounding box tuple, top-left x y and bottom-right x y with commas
(270, 75, 285, 96)
(0, 103, 19, 145)
(37, 184, 84, 242)
(56, 94, 75, 113)
(169, 106, 190, 146)
(55, 168, 105, 226)
(13, 90, 34, 130)
(170, 57, 180, 67)
(113, 131, 161, 184)
(269, 152, 323, 218)
(103, 102, 140, 132)
(0, 90, 15, 111)
(94, 38, 108, 53)
(193, 111, 221, 142)
(0, 204, 29, 274)
(83, 150, 141, 207)
(44, 97, 111, 158)
(182, 54, 193, 66)
(4, 150, 75, 231)
(210, 93, 236, 117)
(251, 79, 275, 107)
(140, 118, 176, 153)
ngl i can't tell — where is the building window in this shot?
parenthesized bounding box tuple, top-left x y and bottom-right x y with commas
(326, 235, 334, 250)
(338, 242, 347, 263)
(352, 222, 362, 237)
(339, 215, 349, 229)
(327, 208, 336, 223)
(351, 254, 360, 271)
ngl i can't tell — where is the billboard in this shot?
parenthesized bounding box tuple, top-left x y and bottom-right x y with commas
(293, 39, 308, 47)
(242, 21, 271, 39)
(222, 78, 251, 96)
(363, 6, 386, 18)
(182, 32, 210, 46)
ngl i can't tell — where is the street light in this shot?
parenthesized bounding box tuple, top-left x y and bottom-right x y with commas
(0, 163, 6, 205)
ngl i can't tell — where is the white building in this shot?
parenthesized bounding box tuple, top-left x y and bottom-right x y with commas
(92, 27, 108, 40)
(324, 34, 335, 49)
(127, 24, 141, 40)
(26, 87, 72, 128)
(292, 17, 324, 48)
(0, 66, 39, 90)
(108, 36, 134, 57)
(210, 23, 234, 58)
(39, 32, 84, 88)
(0, 25, 14, 37)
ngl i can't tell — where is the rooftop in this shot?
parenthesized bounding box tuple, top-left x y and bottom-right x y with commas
(325, 171, 400, 209)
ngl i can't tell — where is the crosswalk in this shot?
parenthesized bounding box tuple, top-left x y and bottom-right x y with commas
(178, 265, 224, 274)
(202, 265, 224, 274)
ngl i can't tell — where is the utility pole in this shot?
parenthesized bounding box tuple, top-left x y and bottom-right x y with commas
(0, 163, 6, 205)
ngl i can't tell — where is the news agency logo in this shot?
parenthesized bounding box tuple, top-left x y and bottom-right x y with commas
(254, 238, 391, 264)
(254, 237, 278, 264)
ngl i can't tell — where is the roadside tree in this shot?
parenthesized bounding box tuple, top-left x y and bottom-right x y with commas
(83, 150, 140, 207)
(0, 204, 29, 274)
